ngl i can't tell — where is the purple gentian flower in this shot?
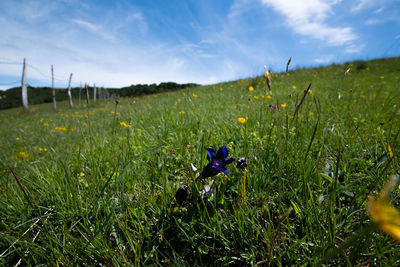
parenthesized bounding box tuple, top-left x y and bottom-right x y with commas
(199, 145, 235, 179)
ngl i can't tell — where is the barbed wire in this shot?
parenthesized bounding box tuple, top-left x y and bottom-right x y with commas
(0, 80, 20, 86)
(0, 61, 22, 65)
(26, 63, 52, 80)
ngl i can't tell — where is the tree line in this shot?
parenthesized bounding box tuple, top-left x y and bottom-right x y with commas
(0, 82, 198, 110)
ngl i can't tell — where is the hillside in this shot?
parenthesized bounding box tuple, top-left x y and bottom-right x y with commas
(1, 57, 400, 265)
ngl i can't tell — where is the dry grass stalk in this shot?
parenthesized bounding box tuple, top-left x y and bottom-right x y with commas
(286, 56, 292, 73)
(293, 83, 312, 119)
(344, 68, 350, 77)
(264, 65, 272, 91)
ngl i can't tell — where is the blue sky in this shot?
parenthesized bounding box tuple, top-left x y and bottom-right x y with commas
(0, 0, 399, 90)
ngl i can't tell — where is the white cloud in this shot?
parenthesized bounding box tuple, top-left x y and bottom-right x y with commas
(71, 19, 115, 41)
(72, 19, 99, 32)
(261, 0, 358, 47)
(365, 19, 381, 25)
(228, 0, 255, 19)
(351, 0, 374, 12)
(314, 57, 332, 64)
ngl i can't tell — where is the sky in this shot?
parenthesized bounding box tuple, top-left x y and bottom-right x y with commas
(0, 0, 399, 90)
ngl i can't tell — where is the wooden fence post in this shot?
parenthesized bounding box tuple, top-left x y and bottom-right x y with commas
(67, 73, 73, 108)
(79, 82, 82, 106)
(21, 58, 29, 111)
(51, 65, 56, 111)
(85, 83, 89, 107)
(93, 83, 96, 102)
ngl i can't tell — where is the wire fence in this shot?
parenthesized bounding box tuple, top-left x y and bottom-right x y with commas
(0, 58, 90, 89)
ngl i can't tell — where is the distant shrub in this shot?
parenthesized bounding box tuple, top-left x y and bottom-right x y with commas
(355, 61, 368, 71)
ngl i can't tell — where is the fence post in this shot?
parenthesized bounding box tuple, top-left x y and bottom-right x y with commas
(21, 58, 29, 111)
(51, 65, 56, 111)
(79, 82, 82, 106)
(67, 73, 73, 108)
(85, 83, 89, 107)
(93, 83, 96, 102)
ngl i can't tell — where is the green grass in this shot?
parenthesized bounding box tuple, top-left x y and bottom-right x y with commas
(1, 57, 400, 265)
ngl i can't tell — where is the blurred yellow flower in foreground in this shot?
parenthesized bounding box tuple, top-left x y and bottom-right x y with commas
(388, 144, 393, 158)
(237, 117, 247, 124)
(179, 111, 185, 115)
(368, 175, 400, 242)
(120, 122, 132, 128)
(19, 151, 29, 159)
(281, 104, 287, 108)
(50, 126, 67, 133)
(292, 85, 296, 89)
(192, 93, 198, 99)
(248, 86, 254, 92)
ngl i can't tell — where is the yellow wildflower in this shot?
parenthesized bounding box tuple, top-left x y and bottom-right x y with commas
(18, 151, 28, 159)
(368, 175, 400, 242)
(192, 93, 198, 99)
(220, 88, 223, 91)
(55, 127, 67, 131)
(388, 144, 393, 158)
(83, 122, 87, 127)
(308, 89, 313, 95)
(266, 95, 272, 99)
(237, 117, 247, 124)
(178, 98, 181, 102)
(380, 76, 384, 79)
(249, 86, 254, 92)
(253, 95, 259, 100)
(281, 104, 287, 108)
(43, 123, 49, 127)
(292, 85, 296, 89)
(179, 111, 185, 115)
(15, 137, 20, 140)
(120, 122, 132, 128)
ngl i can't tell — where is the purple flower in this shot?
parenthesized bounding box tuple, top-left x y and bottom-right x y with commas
(199, 145, 235, 179)
(236, 157, 248, 169)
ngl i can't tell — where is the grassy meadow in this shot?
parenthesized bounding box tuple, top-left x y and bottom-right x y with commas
(1, 57, 400, 265)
